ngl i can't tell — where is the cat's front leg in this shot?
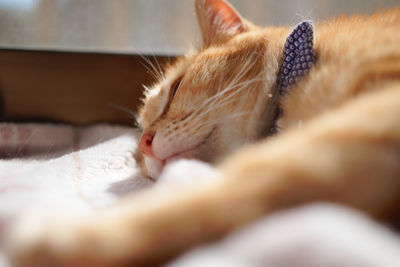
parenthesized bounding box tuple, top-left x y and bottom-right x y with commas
(8, 85, 400, 266)
(221, 84, 400, 218)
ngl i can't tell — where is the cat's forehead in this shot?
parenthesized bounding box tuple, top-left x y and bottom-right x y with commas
(186, 43, 259, 75)
(170, 31, 265, 75)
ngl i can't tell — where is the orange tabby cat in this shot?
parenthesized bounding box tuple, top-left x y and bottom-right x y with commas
(9, 0, 400, 266)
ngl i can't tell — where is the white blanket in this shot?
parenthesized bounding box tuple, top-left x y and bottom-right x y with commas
(0, 123, 153, 220)
(1, 123, 400, 267)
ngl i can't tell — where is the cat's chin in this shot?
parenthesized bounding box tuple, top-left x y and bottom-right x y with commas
(144, 156, 164, 179)
(144, 149, 199, 179)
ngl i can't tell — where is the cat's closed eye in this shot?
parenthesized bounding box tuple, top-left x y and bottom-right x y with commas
(169, 76, 183, 101)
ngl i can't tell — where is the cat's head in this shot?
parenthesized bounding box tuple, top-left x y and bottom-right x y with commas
(138, 0, 285, 178)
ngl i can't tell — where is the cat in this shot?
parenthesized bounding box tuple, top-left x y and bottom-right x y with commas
(9, 0, 400, 266)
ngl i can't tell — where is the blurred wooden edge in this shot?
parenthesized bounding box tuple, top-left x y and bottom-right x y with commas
(0, 49, 175, 126)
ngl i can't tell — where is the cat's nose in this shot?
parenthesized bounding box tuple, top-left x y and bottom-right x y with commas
(139, 132, 156, 157)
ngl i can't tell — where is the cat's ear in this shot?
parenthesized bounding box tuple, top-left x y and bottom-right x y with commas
(279, 21, 316, 95)
(195, 0, 246, 47)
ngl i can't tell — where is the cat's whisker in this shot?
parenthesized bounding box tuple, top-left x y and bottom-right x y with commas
(139, 55, 164, 80)
(188, 59, 263, 120)
(208, 75, 262, 107)
(193, 51, 260, 112)
(200, 76, 265, 116)
(199, 111, 252, 127)
(171, 110, 251, 141)
(201, 55, 264, 111)
(216, 75, 264, 103)
(142, 84, 151, 92)
(139, 61, 159, 80)
(184, 77, 263, 126)
(145, 47, 166, 80)
(108, 103, 137, 120)
(139, 60, 161, 80)
(152, 55, 165, 80)
(217, 52, 261, 93)
(180, 111, 252, 140)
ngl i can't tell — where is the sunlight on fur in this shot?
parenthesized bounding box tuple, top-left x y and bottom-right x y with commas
(7, 0, 400, 266)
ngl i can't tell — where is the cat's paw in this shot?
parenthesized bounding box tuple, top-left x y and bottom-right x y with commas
(6, 213, 102, 267)
(158, 159, 221, 187)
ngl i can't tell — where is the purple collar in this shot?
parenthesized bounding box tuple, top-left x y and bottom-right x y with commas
(279, 20, 316, 95)
(267, 21, 316, 135)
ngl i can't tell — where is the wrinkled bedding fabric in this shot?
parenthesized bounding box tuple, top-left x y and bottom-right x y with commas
(1, 123, 399, 267)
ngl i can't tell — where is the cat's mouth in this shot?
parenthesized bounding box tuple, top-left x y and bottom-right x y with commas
(144, 126, 217, 179)
(163, 126, 217, 165)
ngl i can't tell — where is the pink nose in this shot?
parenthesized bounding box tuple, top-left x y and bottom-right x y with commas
(139, 132, 155, 157)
